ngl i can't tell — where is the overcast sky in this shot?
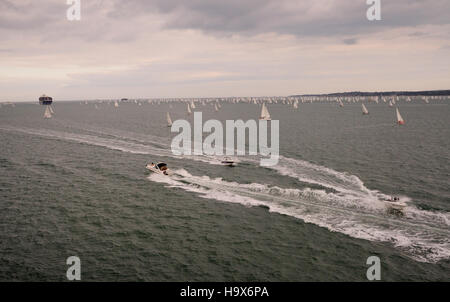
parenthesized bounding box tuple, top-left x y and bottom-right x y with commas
(1, 0, 449, 101)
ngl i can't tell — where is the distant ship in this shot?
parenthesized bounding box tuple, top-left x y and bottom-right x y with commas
(39, 94, 53, 105)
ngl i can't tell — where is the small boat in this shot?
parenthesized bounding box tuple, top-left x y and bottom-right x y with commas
(396, 107, 405, 125)
(166, 112, 173, 127)
(146, 162, 170, 175)
(259, 103, 271, 120)
(382, 196, 406, 216)
(43, 105, 52, 119)
(220, 157, 237, 167)
(362, 103, 369, 115)
(187, 103, 192, 115)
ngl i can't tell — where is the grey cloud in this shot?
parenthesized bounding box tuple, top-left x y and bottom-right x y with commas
(109, 0, 450, 38)
(1, 0, 449, 41)
(343, 38, 358, 45)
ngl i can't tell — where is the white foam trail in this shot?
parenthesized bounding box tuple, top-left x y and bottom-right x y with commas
(4, 125, 449, 262)
(148, 168, 450, 263)
(0, 126, 168, 157)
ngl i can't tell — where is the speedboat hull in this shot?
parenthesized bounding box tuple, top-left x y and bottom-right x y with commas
(221, 160, 236, 167)
(146, 164, 170, 175)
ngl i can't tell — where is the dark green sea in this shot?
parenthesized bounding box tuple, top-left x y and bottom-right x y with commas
(0, 99, 449, 281)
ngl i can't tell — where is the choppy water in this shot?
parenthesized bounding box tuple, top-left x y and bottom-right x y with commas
(0, 99, 449, 281)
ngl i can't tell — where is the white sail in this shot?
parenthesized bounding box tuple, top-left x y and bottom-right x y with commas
(114, 101, 119, 108)
(166, 112, 173, 127)
(338, 99, 344, 107)
(260, 103, 271, 120)
(190, 101, 196, 109)
(214, 104, 219, 112)
(362, 103, 369, 115)
(389, 100, 393, 107)
(396, 107, 405, 125)
(44, 106, 52, 119)
(187, 103, 192, 114)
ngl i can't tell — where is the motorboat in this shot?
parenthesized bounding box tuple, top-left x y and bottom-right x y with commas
(382, 196, 406, 216)
(146, 162, 170, 175)
(220, 157, 237, 167)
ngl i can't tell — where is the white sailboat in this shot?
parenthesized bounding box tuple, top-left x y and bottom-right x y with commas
(44, 106, 52, 119)
(114, 101, 119, 108)
(214, 104, 219, 112)
(259, 103, 271, 120)
(338, 99, 344, 107)
(166, 112, 173, 127)
(187, 103, 192, 115)
(396, 107, 405, 125)
(362, 103, 369, 115)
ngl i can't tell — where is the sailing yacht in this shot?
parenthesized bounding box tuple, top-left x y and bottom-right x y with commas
(214, 104, 219, 112)
(362, 104, 369, 115)
(187, 103, 192, 115)
(43, 106, 52, 119)
(114, 101, 119, 108)
(396, 108, 405, 125)
(259, 103, 271, 120)
(166, 112, 173, 127)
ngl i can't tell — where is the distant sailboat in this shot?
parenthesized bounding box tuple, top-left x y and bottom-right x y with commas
(44, 106, 52, 119)
(214, 104, 219, 112)
(389, 100, 393, 107)
(362, 103, 369, 115)
(259, 103, 271, 120)
(114, 101, 119, 108)
(166, 112, 173, 127)
(338, 99, 344, 107)
(187, 103, 192, 115)
(396, 108, 405, 125)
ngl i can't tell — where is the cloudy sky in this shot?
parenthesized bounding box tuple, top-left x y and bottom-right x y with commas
(1, 0, 449, 101)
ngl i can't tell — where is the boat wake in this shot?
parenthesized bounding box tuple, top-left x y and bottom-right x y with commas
(2, 125, 449, 262)
(148, 168, 450, 263)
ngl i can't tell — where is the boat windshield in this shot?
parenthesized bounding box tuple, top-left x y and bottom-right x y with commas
(156, 163, 167, 170)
